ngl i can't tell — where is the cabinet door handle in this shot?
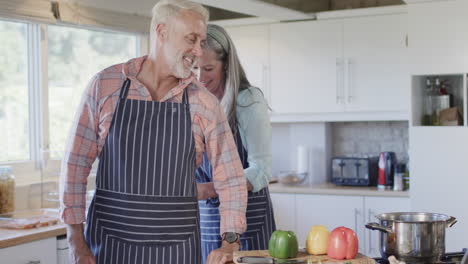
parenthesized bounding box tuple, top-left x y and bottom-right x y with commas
(354, 208, 363, 252)
(336, 58, 344, 104)
(27, 261, 41, 264)
(368, 209, 375, 254)
(354, 208, 361, 234)
(346, 58, 353, 103)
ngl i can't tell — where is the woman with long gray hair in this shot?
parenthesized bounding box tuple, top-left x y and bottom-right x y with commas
(196, 24, 276, 263)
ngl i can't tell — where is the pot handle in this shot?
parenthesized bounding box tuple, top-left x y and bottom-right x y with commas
(365, 222, 393, 233)
(446, 216, 457, 228)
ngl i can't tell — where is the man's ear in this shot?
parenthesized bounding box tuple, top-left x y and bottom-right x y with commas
(156, 23, 168, 41)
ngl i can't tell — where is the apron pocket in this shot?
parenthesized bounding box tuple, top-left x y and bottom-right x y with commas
(93, 189, 199, 246)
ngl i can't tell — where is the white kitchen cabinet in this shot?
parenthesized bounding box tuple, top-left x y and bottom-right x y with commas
(342, 14, 409, 113)
(364, 197, 411, 257)
(269, 20, 343, 114)
(0, 237, 57, 264)
(270, 193, 296, 232)
(225, 24, 271, 104)
(294, 194, 365, 252)
(408, 0, 468, 75)
(410, 127, 468, 252)
(269, 13, 408, 117)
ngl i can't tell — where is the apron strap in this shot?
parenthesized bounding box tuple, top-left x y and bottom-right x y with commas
(182, 86, 189, 104)
(119, 78, 131, 100)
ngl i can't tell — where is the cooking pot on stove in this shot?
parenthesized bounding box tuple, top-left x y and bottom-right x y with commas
(366, 212, 457, 263)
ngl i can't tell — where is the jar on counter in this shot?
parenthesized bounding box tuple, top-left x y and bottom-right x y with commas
(393, 163, 406, 191)
(0, 166, 15, 214)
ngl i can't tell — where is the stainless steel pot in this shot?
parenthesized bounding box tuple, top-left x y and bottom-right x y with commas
(365, 212, 457, 263)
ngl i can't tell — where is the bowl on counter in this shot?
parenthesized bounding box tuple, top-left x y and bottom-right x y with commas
(276, 171, 307, 186)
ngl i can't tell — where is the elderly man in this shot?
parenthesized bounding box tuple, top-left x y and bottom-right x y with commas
(60, 0, 247, 263)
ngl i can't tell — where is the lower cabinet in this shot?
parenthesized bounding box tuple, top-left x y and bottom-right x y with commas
(295, 194, 365, 253)
(270, 193, 296, 232)
(0, 237, 58, 264)
(270, 193, 410, 257)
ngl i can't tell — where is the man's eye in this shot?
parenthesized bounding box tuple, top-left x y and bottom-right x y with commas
(188, 38, 196, 44)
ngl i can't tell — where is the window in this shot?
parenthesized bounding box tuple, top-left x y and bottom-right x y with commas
(47, 25, 138, 159)
(0, 20, 29, 162)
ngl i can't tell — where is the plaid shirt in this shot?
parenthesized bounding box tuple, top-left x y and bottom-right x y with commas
(59, 56, 247, 235)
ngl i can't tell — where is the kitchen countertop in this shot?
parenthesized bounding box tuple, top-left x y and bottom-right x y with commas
(269, 182, 410, 197)
(0, 223, 66, 249)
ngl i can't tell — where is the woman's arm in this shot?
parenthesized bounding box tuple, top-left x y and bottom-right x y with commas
(237, 88, 272, 192)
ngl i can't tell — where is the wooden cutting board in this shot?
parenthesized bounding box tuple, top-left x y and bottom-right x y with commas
(234, 250, 376, 264)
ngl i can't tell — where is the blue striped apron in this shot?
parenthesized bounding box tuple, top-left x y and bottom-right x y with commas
(196, 128, 276, 263)
(85, 79, 201, 264)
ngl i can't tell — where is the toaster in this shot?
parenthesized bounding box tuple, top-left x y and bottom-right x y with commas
(331, 156, 379, 186)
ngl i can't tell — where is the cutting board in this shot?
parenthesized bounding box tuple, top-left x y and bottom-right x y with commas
(234, 250, 376, 264)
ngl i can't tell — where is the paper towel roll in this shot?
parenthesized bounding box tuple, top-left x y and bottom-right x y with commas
(296, 145, 308, 174)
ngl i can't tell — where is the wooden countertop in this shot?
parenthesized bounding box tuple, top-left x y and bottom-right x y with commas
(234, 250, 376, 264)
(0, 223, 66, 249)
(269, 182, 409, 198)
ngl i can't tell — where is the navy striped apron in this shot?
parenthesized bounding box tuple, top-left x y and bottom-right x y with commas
(196, 128, 276, 263)
(85, 79, 201, 264)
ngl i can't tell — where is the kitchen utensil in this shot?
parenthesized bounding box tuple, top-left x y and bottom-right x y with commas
(461, 250, 468, 264)
(331, 156, 379, 186)
(237, 256, 307, 264)
(235, 250, 375, 264)
(365, 212, 457, 263)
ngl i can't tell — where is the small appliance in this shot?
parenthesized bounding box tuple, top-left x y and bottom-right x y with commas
(331, 156, 379, 186)
(377, 152, 397, 190)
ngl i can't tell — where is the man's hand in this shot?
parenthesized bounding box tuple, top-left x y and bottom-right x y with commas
(67, 224, 96, 264)
(206, 241, 239, 264)
(197, 182, 218, 200)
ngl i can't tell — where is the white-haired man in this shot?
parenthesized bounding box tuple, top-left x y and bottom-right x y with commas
(60, 1, 247, 263)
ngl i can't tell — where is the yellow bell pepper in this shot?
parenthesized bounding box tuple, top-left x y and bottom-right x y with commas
(306, 225, 330, 255)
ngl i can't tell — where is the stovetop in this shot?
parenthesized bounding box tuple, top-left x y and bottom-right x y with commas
(373, 249, 468, 264)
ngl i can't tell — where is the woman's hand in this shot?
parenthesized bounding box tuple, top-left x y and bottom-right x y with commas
(67, 224, 96, 264)
(247, 181, 253, 192)
(197, 182, 218, 200)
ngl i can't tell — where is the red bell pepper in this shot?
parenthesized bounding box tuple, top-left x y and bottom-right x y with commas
(327, 226, 358, 260)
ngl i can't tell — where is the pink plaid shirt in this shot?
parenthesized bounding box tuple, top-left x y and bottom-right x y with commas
(60, 56, 247, 235)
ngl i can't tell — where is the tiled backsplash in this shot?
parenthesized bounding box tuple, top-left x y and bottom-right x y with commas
(331, 121, 409, 162)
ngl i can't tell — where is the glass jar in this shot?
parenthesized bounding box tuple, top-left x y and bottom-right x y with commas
(393, 163, 405, 191)
(0, 166, 15, 214)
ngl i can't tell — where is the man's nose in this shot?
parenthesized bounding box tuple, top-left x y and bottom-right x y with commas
(193, 42, 203, 57)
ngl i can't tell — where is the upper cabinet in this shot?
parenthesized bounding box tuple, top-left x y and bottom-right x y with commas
(342, 14, 409, 113)
(225, 24, 271, 105)
(270, 20, 344, 114)
(408, 0, 468, 75)
(269, 12, 409, 118)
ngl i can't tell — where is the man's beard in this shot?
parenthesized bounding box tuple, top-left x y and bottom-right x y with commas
(172, 53, 196, 79)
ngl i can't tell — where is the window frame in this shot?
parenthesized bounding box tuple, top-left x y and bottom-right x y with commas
(0, 18, 148, 184)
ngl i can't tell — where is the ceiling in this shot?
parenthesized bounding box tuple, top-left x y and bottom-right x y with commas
(65, 0, 405, 21)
